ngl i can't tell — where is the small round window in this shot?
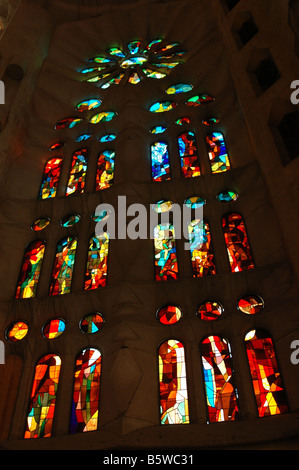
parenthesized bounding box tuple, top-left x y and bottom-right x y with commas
(6, 321, 28, 342)
(157, 305, 182, 325)
(42, 318, 66, 340)
(238, 295, 264, 315)
(197, 301, 223, 321)
(80, 313, 105, 334)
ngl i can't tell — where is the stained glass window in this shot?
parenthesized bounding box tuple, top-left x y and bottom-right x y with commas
(66, 149, 88, 196)
(201, 336, 239, 422)
(31, 217, 51, 232)
(55, 117, 83, 130)
(217, 190, 239, 202)
(222, 213, 254, 272)
(24, 354, 61, 438)
(245, 329, 288, 417)
(159, 339, 189, 424)
(60, 214, 81, 228)
(39, 158, 62, 199)
(149, 101, 177, 113)
(197, 301, 223, 321)
(70, 348, 102, 433)
(42, 319, 66, 340)
(81, 40, 185, 88)
(84, 233, 109, 290)
(5, 321, 28, 342)
(238, 295, 264, 314)
(157, 305, 182, 325)
(188, 219, 216, 277)
(151, 141, 171, 182)
(96, 150, 115, 190)
(80, 313, 105, 334)
(206, 132, 231, 173)
(178, 131, 201, 178)
(15, 240, 46, 299)
(154, 223, 178, 281)
(49, 236, 77, 296)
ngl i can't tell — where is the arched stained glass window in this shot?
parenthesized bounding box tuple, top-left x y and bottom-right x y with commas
(201, 336, 239, 423)
(70, 348, 102, 433)
(205, 132, 231, 173)
(154, 223, 178, 281)
(159, 339, 189, 425)
(39, 158, 62, 199)
(188, 219, 216, 277)
(66, 149, 88, 196)
(178, 131, 201, 178)
(96, 150, 115, 190)
(24, 354, 61, 439)
(15, 240, 46, 299)
(222, 213, 254, 272)
(151, 141, 171, 182)
(84, 233, 109, 290)
(49, 236, 77, 296)
(245, 329, 288, 417)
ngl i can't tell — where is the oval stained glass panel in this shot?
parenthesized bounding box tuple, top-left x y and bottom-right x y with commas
(238, 295, 264, 315)
(197, 301, 223, 321)
(165, 83, 193, 95)
(99, 134, 116, 142)
(150, 125, 167, 134)
(55, 117, 83, 130)
(90, 111, 117, 124)
(75, 99, 102, 112)
(184, 196, 206, 208)
(202, 117, 220, 126)
(6, 321, 28, 342)
(80, 313, 105, 334)
(153, 200, 173, 213)
(31, 217, 50, 232)
(217, 191, 239, 202)
(42, 319, 66, 340)
(49, 142, 65, 151)
(157, 305, 182, 325)
(60, 214, 81, 228)
(186, 94, 214, 106)
(176, 117, 191, 125)
(149, 101, 177, 113)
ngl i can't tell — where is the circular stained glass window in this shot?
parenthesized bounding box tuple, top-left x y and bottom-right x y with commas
(80, 313, 105, 334)
(197, 301, 223, 321)
(238, 295, 264, 315)
(6, 321, 28, 342)
(31, 217, 50, 232)
(42, 318, 66, 340)
(157, 305, 182, 325)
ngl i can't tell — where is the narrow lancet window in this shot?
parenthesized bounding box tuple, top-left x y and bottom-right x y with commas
(25, 354, 61, 438)
(245, 329, 288, 417)
(154, 223, 178, 281)
(15, 240, 46, 299)
(49, 236, 77, 295)
(159, 339, 189, 425)
(66, 149, 88, 196)
(188, 219, 216, 277)
(178, 131, 201, 177)
(39, 158, 62, 199)
(222, 213, 254, 272)
(206, 132, 231, 173)
(84, 233, 109, 290)
(70, 348, 102, 433)
(201, 336, 239, 422)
